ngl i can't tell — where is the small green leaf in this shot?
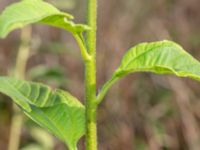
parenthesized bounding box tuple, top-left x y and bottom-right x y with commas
(114, 40, 200, 80)
(0, 77, 85, 150)
(0, 0, 89, 38)
(97, 40, 200, 103)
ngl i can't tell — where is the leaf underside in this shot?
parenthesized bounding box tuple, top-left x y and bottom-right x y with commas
(0, 0, 89, 38)
(114, 40, 200, 81)
(0, 77, 85, 150)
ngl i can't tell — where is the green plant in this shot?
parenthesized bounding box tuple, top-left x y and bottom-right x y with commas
(1, 0, 200, 150)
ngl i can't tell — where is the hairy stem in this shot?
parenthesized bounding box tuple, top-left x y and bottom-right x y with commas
(85, 0, 97, 149)
(85, 60, 97, 150)
(86, 0, 97, 56)
(8, 26, 32, 150)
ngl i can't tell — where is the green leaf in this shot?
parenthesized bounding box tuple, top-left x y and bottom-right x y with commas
(0, 0, 90, 38)
(97, 40, 200, 103)
(114, 40, 200, 80)
(0, 77, 85, 150)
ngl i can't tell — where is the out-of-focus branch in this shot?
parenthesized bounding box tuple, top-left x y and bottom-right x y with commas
(8, 26, 32, 150)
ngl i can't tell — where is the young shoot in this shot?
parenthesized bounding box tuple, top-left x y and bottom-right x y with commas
(1, 0, 200, 150)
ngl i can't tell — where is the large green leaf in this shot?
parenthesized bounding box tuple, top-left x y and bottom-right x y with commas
(114, 40, 200, 79)
(0, 0, 89, 38)
(0, 77, 85, 150)
(97, 40, 200, 103)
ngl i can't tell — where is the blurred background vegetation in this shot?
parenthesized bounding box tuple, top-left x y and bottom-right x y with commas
(1, 0, 200, 149)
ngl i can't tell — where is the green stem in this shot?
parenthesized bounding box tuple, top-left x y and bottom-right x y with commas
(85, 60, 97, 150)
(8, 26, 32, 150)
(69, 145, 78, 150)
(85, 0, 97, 149)
(96, 76, 119, 105)
(86, 0, 97, 55)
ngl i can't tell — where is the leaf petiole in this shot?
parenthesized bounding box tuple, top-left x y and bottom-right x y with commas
(73, 33, 92, 62)
(96, 74, 119, 105)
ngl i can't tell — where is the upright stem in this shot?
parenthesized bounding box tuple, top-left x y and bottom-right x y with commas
(85, 0, 97, 149)
(86, 0, 97, 56)
(85, 61, 97, 150)
(8, 26, 32, 150)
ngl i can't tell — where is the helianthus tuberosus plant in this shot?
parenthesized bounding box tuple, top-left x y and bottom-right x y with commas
(1, 0, 200, 150)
